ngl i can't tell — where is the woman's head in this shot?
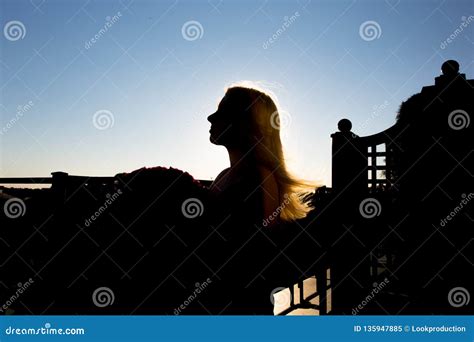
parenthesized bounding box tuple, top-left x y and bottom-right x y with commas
(207, 85, 314, 221)
(207, 87, 273, 149)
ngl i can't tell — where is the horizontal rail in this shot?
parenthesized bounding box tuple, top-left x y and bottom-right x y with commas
(0, 176, 212, 186)
(0, 177, 53, 184)
(367, 152, 387, 157)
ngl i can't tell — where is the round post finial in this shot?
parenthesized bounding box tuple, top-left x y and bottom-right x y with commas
(338, 118, 352, 132)
(441, 60, 459, 76)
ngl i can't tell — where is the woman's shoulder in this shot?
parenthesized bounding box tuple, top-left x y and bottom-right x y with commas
(215, 167, 231, 179)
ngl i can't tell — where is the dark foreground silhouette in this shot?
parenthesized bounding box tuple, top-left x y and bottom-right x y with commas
(0, 61, 472, 315)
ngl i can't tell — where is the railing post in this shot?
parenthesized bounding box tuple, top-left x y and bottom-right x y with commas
(51, 171, 68, 204)
(331, 119, 367, 198)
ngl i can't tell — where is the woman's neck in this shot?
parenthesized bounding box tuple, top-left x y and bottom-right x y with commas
(227, 147, 248, 168)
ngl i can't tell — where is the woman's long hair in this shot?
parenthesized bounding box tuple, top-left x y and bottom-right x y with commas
(225, 85, 315, 221)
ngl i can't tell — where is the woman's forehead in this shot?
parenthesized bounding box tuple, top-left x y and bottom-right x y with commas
(218, 94, 239, 110)
(220, 90, 250, 107)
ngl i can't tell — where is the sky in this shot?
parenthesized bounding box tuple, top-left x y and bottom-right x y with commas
(0, 0, 473, 186)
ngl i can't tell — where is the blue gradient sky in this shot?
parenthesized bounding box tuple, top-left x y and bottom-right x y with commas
(1, 0, 473, 186)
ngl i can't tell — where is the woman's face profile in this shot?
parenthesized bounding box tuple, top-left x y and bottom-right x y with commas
(207, 94, 242, 147)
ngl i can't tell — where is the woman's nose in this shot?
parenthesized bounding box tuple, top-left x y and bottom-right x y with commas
(207, 112, 217, 123)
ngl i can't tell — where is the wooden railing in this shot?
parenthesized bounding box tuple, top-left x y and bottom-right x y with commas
(0, 172, 212, 189)
(331, 119, 401, 194)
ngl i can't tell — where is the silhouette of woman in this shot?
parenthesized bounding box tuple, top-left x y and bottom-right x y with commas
(207, 86, 313, 224)
(200, 86, 314, 314)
